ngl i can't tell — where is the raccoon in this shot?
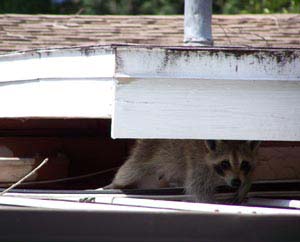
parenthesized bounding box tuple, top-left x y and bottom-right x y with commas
(104, 139, 260, 203)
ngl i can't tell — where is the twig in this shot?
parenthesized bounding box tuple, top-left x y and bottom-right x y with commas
(0, 166, 119, 186)
(252, 33, 271, 47)
(217, 24, 232, 45)
(0, 158, 49, 196)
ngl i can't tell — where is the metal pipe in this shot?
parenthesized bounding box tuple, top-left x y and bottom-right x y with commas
(184, 0, 213, 46)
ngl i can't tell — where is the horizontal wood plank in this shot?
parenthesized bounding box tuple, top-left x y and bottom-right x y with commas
(113, 77, 300, 141)
(113, 47, 300, 141)
(0, 79, 113, 118)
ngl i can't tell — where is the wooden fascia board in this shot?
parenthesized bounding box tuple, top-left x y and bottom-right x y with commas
(112, 47, 300, 141)
(0, 46, 115, 118)
(1, 45, 300, 140)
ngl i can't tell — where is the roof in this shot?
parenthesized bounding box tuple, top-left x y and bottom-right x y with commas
(0, 14, 300, 54)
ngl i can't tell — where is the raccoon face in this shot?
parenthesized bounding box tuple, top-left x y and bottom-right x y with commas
(204, 140, 260, 189)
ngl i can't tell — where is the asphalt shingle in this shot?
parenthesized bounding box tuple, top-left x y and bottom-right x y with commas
(0, 14, 299, 54)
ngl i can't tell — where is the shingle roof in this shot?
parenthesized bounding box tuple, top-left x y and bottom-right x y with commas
(0, 14, 300, 54)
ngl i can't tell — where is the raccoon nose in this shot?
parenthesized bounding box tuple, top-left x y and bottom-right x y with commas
(231, 178, 241, 188)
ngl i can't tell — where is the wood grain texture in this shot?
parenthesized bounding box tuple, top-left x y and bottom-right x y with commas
(254, 146, 300, 180)
(113, 78, 300, 141)
(113, 47, 300, 141)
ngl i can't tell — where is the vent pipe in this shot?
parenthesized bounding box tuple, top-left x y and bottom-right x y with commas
(184, 0, 213, 46)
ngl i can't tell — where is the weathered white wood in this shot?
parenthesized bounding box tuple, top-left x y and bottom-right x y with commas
(1, 195, 299, 215)
(246, 198, 300, 209)
(0, 46, 114, 118)
(114, 47, 300, 81)
(113, 78, 300, 140)
(0, 47, 114, 82)
(0, 196, 172, 212)
(113, 47, 300, 141)
(1, 45, 300, 140)
(108, 197, 300, 215)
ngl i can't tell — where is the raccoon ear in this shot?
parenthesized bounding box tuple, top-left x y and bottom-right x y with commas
(247, 141, 261, 151)
(205, 140, 217, 152)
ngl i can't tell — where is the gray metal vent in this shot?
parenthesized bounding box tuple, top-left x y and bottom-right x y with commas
(184, 0, 213, 46)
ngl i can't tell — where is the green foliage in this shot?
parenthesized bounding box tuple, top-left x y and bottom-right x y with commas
(215, 0, 300, 14)
(78, 0, 184, 15)
(0, 0, 53, 14)
(0, 0, 299, 15)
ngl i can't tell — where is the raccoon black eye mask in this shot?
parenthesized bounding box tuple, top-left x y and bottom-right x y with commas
(240, 160, 251, 175)
(214, 160, 252, 177)
(213, 160, 231, 176)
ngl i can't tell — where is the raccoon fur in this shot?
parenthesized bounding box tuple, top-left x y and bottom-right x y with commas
(105, 139, 260, 203)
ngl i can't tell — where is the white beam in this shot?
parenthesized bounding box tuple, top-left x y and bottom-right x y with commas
(0, 46, 114, 118)
(0, 79, 113, 118)
(0, 47, 114, 82)
(112, 47, 300, 141)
